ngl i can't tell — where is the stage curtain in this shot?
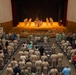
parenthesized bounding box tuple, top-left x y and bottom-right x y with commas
(11, 0, 18, 27)
(63, 0, 68, 26)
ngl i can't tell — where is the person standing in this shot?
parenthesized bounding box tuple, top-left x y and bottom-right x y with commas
(39, 46, 44, 56)
(62, 65, 71, 75)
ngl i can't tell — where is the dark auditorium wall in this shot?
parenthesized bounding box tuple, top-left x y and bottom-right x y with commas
(11, 0, 68, 26)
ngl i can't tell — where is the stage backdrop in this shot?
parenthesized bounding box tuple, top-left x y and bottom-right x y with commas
(11, 0, 68, 26)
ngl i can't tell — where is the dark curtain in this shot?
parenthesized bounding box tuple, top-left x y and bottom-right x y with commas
(11, 0, 18, 27)
(63, 0, 68, 26)
(11, 0, 68, 26)
(15, 0, 64, 22)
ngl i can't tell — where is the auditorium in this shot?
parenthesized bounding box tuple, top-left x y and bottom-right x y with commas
(0, 0, 76, 75)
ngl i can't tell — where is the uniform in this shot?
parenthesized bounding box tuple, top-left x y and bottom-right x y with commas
(29, 49, 34, 56)
(20, 54, 26, 63)
(18, 51, 23, 58)
(35, 50, 40, 60)
(17, 34, 20, 40)
(67, 46, 72, 56)
(58, 58, 62, 67)
(26, 61, 32, 73)
(7, 45, 12, 57)
(11, 60, 17, 69)
(13, 39, 18, 49)
(57, 53, 64, 60)
(41, 54, 47, 61)
(56, 33, 59, 42)
(19, 59, 25, 69)
(50, 54, 58, 67)
(35, 60, 42, 74)
(30, 54, 37, 64)
(6, 64, 13, 75)
(49, 68, 58, 75)
(44, 36, 48, 43)
(24, 51, 29, 59)
(51, 44, 56, 54)
(42, 61, 49, 74)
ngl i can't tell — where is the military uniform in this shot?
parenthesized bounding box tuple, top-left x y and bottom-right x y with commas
(41, 54, 47, 61)
(51, 44, 56, 54)
(30, 54, 37, 64)
(49, 68, 58, 75)
(57, 53, 64, 60)
(13, 39, 18, 49)
(35, 60, 42, 74)
(50, 54, 58, 67)
(6, 64, 13, 75)
(29, 50, 34, 56)
(17, 34, 20, 40)
(42, 61, 49, 74)
(24, 51, 29, 59)
(26, 61, 32, 73)
(44, 36, 48, 43)
(19, 59, 25, 69)
(7, 45, 12, 56)
(11, 59, 17, 69)
(35, 50, 40, 60)
(67, 46, 72, 56)
(18, 50, 23, 57)
(56, 33, 59, 42)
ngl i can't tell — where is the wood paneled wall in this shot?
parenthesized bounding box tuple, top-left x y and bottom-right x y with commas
(66, 20, 76, 32)
(0, 21, 13, 33)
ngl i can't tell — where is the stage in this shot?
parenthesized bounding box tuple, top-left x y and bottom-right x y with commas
(10, 22, 67, 37)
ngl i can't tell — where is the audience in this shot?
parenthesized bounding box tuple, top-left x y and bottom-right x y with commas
(1, 31, 76, 75)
